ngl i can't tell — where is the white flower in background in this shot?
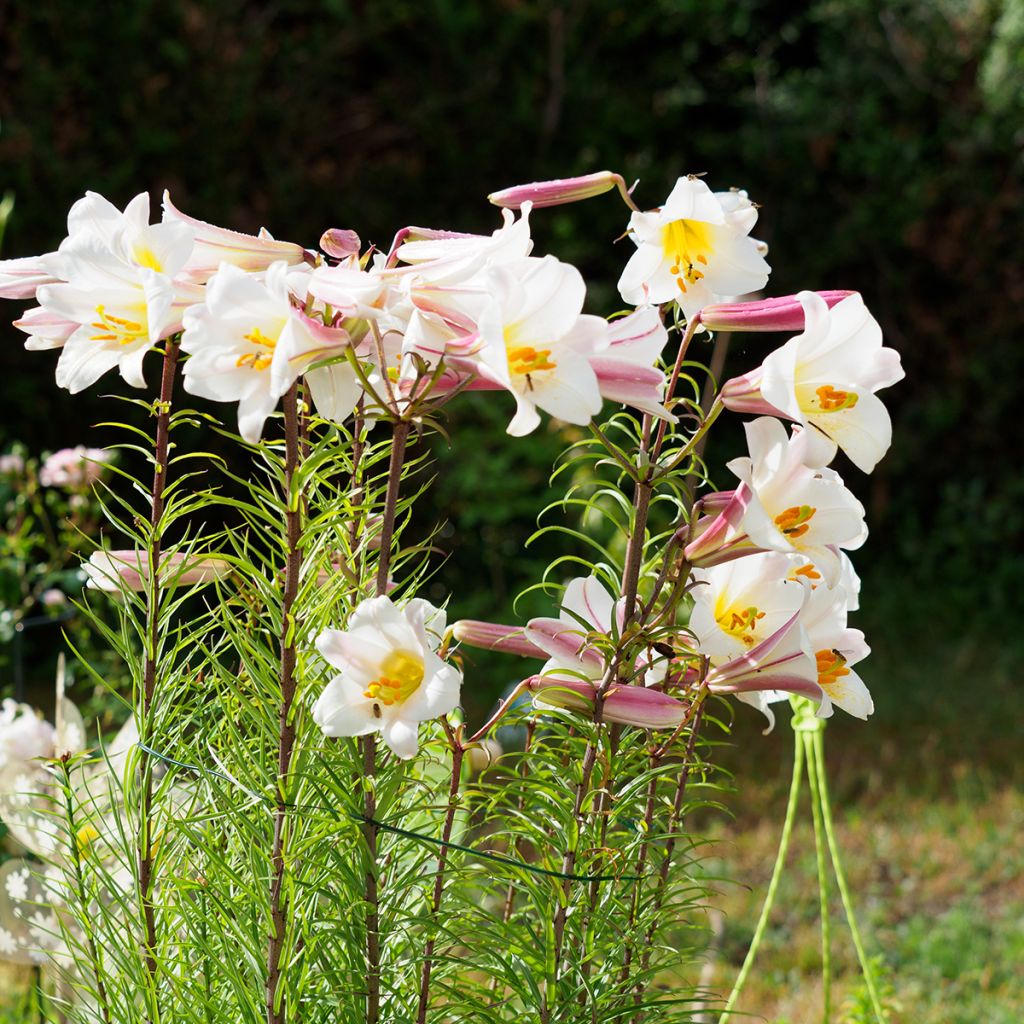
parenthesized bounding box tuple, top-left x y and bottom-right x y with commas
(617, 176, 770, 319)
(161, 190, 310, 285)
(181, 262, 344, 442)
(0, 701, 55, 771)
(313, 596, 462, 759)
(722, 291, 904, 472)
(83, 549, 232, 593)
(475, 256, 607, 435)
(38, 446, 111, 488)
(726, 417, 867, 585)
(33, 193, 196, 393)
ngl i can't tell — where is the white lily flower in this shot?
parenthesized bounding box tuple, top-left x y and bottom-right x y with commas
(475, 256, 606, 435)
(32, 193, 196, 393)
(617, 177, 770, 320)
(181, 262, 342, 442)
(313, 596, 462, 759)
(689, 552, 809, 661)
(725, 418, 867, 585)
(799, 569, 873, 720)
(722, 291, 904, 472)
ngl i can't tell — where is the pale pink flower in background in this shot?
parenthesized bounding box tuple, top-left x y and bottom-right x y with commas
(39, 446, 110, 488)
(313, 596, 462, 759)
(161, 191, 310, 285)
(40, 589, 66, 608)
(617, 176, 770, 320)
(721, 291, 904, 472)
(0, 453, 24, 475)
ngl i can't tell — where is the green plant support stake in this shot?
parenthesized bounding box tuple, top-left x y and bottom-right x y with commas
(718, 712, 805, 1022)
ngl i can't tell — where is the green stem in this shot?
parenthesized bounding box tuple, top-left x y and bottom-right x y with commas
(718, 721, 804, 1022)
(804, 730, 832, 1023)
(811, 729, 886, 1023)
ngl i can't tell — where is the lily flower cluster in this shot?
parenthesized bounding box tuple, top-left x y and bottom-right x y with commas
(2, 188, 680, 443)
(0, 170, 903, 757)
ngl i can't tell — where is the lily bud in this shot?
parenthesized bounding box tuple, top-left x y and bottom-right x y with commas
(527, 677, 690, 730)
(489, 171, 630, 210)
(697, 290, 855, 332)
(452, 620, 547, 659)
(320, 228, 361, 259)
(85, 550, 232, 593)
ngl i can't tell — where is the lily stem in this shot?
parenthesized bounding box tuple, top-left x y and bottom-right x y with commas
(805, 729, 832, 1023)
(267, 383, 303, 1024)
(361, 417, 412, 1024)
(138, 337, 179, 1024)
(415, 720, 464, 1024)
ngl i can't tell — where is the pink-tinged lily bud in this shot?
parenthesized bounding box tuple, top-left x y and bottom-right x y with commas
(162, 191, 312, 284)
(489, 171, 629, 210)
(697, 290, 855, 332)
(0, 254, 63, 300)
(452, 620, 548, 660)
(84, 551, 232, 593)
(320, 228, 361, 259)
(682, 486, 757, 566)
(527, 676, 690, 730)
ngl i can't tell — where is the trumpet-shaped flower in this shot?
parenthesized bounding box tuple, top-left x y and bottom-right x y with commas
(181, 262, 347, 442)
(33, 193, 196, 392)
(617, 177, 770, 320)
(721, 291, 904, 472)
(0, 254, 63, 300)
(799, 570, 873, 719)
(697, 290, 854, 333)
(689, 418, 867, 584)
(689, 552, 808, 661)
(313, 596, 462, 759)
(475, 256, 607, 435)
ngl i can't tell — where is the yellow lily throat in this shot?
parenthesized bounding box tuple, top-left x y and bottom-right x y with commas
(236, 327, 278, 371)
(716, 605, 765, 647)
(363, 649, 425, 707)
(90, 305, 146, 346)
(814, 384, 859, 412)
(662, 218, 714, 294)
(774, 504, 816, 539)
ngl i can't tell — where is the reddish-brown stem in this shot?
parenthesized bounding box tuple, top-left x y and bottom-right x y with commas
(415, 722, 465, 1024)
(361, 416, 412, 1024)
(267, 385, 303, 1024)
(137, 339, 179, 1023)
(636, 702, 706, 1013)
